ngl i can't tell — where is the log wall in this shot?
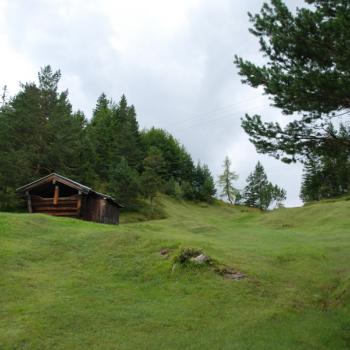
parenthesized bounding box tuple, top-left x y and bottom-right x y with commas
(29, 194, 119, 224)
(31, 195, 80, 217)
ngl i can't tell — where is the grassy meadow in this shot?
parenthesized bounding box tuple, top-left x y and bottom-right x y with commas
(0, 197, 350, 349)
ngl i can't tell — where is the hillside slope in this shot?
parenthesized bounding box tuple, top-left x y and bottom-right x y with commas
(1, 197, 350, 349)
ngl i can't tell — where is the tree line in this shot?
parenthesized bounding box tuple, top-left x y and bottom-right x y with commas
(217, 157, 286, 210)
(0, 65, 288, 212)
(0, 66, 217, 210)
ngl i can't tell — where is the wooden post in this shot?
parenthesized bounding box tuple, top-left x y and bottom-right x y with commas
(77, 190, 82, 217)
(100, 198, 106, 223)
(26, 191, 32, 213)
(53, 185, 59, 205)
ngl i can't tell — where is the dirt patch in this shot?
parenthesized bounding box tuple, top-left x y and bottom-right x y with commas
(215, 266, 246, 280)
(160, 248, 172, 257)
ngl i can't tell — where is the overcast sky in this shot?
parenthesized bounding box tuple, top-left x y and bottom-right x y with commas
(0, 0, 306, 206)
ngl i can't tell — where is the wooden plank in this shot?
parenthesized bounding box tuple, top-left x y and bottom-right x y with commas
(32, 206, 78, 211)
(34, 205, 77, 212)
(39, 211, 78, 216)
(32, 197, 77, 204)
(32, 201, 77, 207)
(26, 191, 32, 213)
(53, 185, 59, 205)
(31, 195, 78, 202)
(77, 191, 82, 218)
(33, 204, 77, 209)
(32, 202, 78, 208)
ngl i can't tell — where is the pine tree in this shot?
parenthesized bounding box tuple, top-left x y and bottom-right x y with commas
(300, 158, 323, 202)
(108, 157, 140, 208)
(235, 0, 350, 162)
(218, 156, 239, 204)
(86, 94, 144, 190)
(36, 66, 87, 178)
(86, 93, 115, 187)
(242, 162, 286, 210)
(300, 124, 350, 202)
(0, 98, 24, 209)
(0, 66, 88, 209)
(272, 185, 287, 209)
(192, 162, 216, 203)
(113, 95, 144, 170)
(140, 149, 164, 205)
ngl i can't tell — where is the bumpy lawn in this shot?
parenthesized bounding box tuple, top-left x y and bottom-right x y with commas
(1, 197, 350, 349)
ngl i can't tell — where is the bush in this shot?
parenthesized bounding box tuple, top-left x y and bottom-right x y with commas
(173, 247, 203, 264)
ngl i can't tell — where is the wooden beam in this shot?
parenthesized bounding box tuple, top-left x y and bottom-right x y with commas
(53, 185, 59, 205)
(26, 191, 32, 213)
(32, 206, 79, 211)
(77, 190, 82, 217)
(31, 195, 78, 203)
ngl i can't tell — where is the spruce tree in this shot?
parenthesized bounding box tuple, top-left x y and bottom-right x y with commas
(86, 93, 115, 187)
(108, 157, 140, 208)
(300, 158, 323, 202)
(36, 66, 87, 178)
(114, 95, 144, 170)
(218, 156, 239, 204)
(300, 124, 350, 202)
(0, 66, 87, 209)
(242, 162, 286, 210)
(86, 93, 144, 190)
(140, 149, 164, 205)
(192, 162, 216, 203)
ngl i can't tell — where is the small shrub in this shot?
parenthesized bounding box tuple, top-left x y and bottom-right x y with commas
(173, 247, 203, 264)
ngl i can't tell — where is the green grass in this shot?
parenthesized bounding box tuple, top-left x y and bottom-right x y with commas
(1, 196, 350, 349)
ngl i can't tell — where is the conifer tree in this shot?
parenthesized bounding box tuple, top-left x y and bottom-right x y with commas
(114, 95, 144, 169)
(140, 149, 164, 205)
(36, 66, 87, 178)
(108, 157, 140, 208)
(300, 124, 350, 202)
(242, 162, 286, 210)
(141, 128, 195, 183)
(0, 66, 87, 209)
(86, 93, 115, 186)
(87, 94, 144, 190)
(192, 162, 216, 203)
(218, 156, 239, 204)
(235, 0, 350, 162)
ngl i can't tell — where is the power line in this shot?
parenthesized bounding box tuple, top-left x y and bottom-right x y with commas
(164, 94, 269, 128)
(171, 104, 265, 133)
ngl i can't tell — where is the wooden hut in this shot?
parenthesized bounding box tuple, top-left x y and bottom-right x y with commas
(16, 173, 122, 224)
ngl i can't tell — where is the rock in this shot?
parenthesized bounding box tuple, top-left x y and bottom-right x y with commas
(216, 266, 246, 280)
(223, 271, 246, 280)
(160, 248, 170, 256)
(191, 254, 210, 264)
